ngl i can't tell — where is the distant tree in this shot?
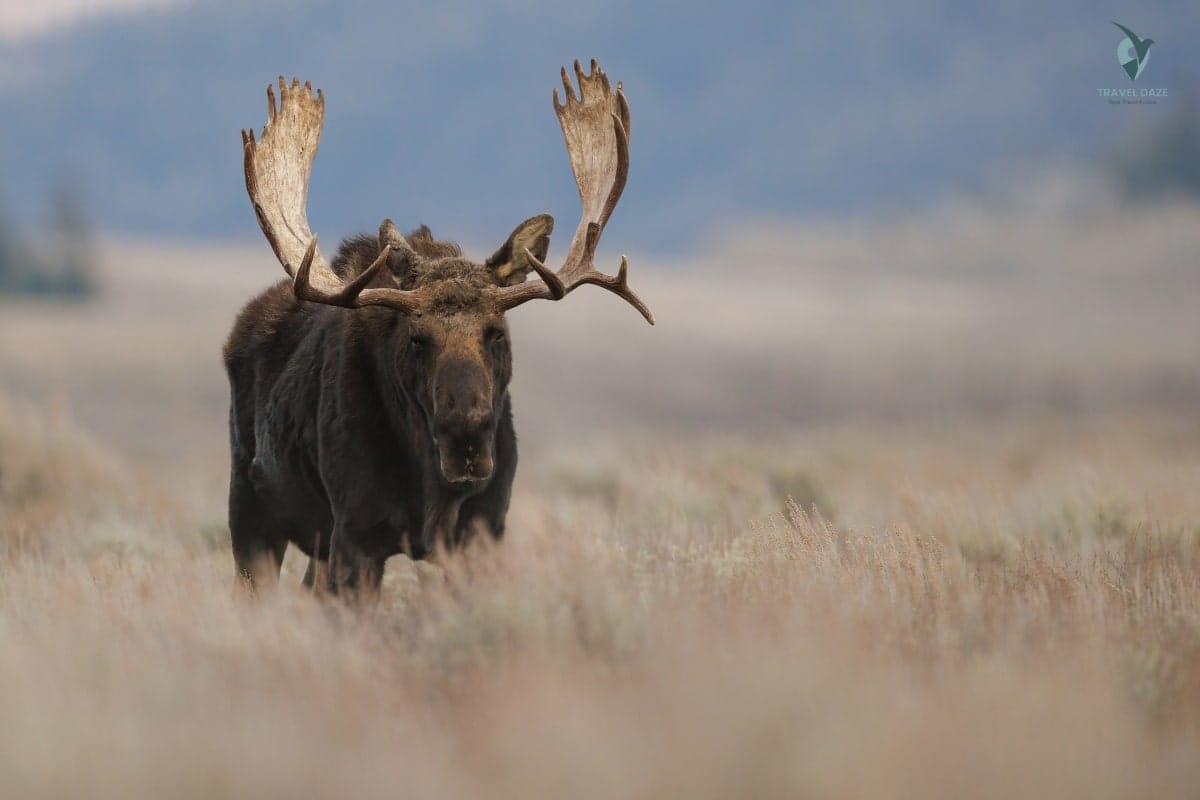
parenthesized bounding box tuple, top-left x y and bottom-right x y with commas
(44, 174, 96, 298)
(0, 174, 95, 299)
(0, 202, 9, 283)
(0, 192, 34, 291)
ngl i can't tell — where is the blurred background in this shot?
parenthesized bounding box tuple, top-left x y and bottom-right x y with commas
(0, 0, 1197, 506)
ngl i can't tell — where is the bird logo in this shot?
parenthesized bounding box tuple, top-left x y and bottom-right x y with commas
(1112, 22, 1154, 81)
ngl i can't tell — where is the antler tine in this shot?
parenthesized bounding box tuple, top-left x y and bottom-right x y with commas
(492, 60, 653, 325)
(290, 234, 429, 314)
(293, 238, 379, 302)
(521, 248, 566, 299)
(558, 65, 576, 106)
(567, 255, 654, 325)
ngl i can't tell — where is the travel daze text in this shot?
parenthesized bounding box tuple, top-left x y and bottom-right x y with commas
(1097, 87, 1169, 97)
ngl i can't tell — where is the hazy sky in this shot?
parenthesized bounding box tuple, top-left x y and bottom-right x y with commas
(0, 0, 172, 37)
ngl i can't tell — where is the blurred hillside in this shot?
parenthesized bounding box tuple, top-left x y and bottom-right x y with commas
(0, 1, 1197, 251)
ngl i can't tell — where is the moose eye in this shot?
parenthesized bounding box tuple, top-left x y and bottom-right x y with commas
(410, 333, 431, 350)
(486, 327, 506, 345)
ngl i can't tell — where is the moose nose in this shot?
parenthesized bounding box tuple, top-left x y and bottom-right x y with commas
(437, 448, 495, 485)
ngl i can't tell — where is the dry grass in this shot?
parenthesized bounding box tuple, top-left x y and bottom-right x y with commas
(1, 199, 1199, 797)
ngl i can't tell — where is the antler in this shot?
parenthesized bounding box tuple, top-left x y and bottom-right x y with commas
(491, 60, 654, 325)
(243, 77, 424, 312)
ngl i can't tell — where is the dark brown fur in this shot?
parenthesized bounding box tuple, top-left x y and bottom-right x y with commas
(223, 223, 535, 598)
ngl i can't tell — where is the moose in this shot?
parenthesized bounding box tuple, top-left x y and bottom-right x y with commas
(223, 61, 652, 597)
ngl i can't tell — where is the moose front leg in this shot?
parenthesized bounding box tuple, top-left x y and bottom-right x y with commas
(421, 495, 466, 555)
(228, 468, 290, 593)
(326, 522, 386, 604)
(301, 557, 328, 590)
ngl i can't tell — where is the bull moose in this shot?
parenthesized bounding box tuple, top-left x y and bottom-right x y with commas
(223, 61, 652, 597)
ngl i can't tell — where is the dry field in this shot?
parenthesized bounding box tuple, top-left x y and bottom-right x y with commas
(1, 199, 1199, 797)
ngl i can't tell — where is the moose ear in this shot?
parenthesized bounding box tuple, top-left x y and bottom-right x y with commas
(379, 218, 421, 279)
(486, 213, 554, 286)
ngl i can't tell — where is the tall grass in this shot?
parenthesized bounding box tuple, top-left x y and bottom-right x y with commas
(2, 395, 1199, 797)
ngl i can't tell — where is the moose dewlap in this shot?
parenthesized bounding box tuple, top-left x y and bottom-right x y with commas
(223, 61, 652, 599)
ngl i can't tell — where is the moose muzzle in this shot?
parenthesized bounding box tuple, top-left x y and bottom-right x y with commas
(432, 359, 496, 485)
